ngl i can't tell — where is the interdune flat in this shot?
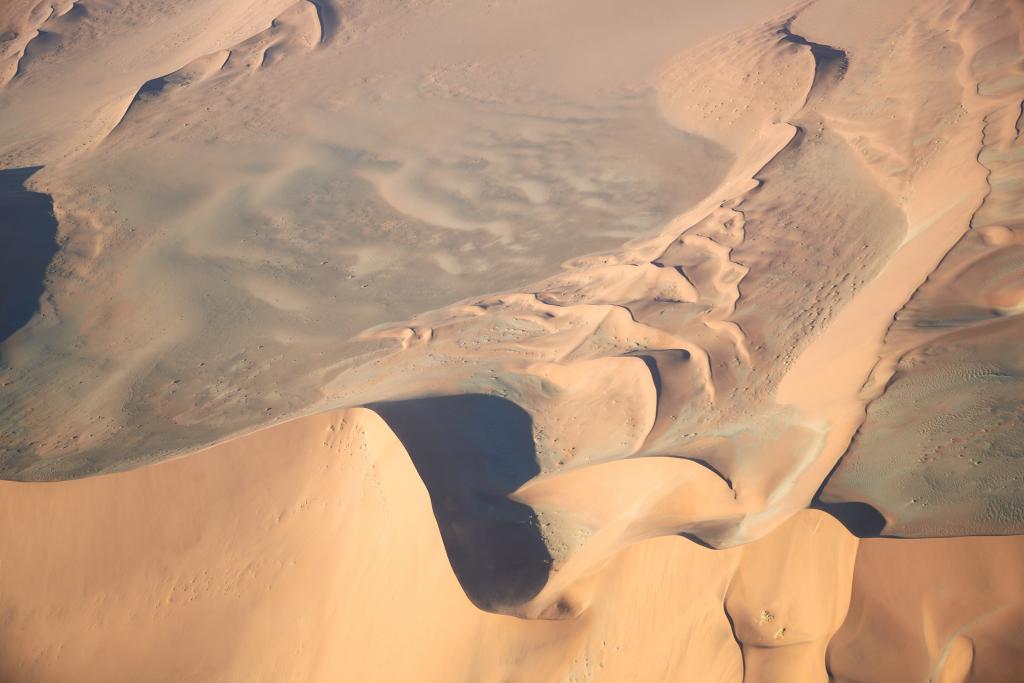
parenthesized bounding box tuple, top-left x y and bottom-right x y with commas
(0, 0, 1021, 680)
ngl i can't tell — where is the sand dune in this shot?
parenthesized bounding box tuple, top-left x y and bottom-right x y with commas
(1, 0, 1022, 680)
(2, 408, 1022, 681)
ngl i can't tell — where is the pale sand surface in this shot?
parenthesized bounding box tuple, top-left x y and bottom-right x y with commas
(0, 0, 1022, 680)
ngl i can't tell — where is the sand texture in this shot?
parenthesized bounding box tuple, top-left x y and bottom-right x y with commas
(0, 0, 1022, 680)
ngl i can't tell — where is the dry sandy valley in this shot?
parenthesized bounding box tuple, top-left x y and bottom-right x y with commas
(0, 0, 1022, 681)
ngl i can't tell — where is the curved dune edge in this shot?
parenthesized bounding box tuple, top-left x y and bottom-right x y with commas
(329, 0, 1022, 552)
(1, 407, 1022, 682)
(818, 0, 1024, 536)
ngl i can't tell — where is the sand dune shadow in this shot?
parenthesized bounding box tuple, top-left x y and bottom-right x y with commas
(0, 166, 58, 344)
(369, 394, 552, 613)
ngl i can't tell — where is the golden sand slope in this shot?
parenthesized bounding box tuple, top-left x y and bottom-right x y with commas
(1, 0, 1022, 680)
(1, 409, 1022, 682)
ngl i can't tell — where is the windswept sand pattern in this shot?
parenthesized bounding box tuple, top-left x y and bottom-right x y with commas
(821, 0, 1024, 537)
(0, 0, 1022, 681)
(109, 0, 331, 136)
(0, 0, 80, 86)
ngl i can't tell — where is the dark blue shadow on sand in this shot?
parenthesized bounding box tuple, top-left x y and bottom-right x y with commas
(0, 166, 58, 343)
(369, 394, 552, 613)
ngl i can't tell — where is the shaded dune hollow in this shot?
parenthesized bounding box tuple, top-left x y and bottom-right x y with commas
(0, 166, 58, 342)
(0, 409, 1022, 682)
(0, 0, 1023, 681)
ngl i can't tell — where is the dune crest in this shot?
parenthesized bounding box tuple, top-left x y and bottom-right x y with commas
(2, 407, 1022, 681)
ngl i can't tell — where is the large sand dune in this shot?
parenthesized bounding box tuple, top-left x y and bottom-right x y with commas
(1, 0, 1022, 680)
(1, 409, 1022, 681)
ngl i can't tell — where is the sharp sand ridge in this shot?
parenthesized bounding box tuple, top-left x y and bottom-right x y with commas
(0, 0, 1022, 681)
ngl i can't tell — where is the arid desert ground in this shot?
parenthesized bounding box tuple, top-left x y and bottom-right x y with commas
(1, 0, 1023, 681)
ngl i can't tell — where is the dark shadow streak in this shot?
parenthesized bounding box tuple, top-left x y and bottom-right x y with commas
(678, 531, 716, 550)
(0, 166, 59, 344)
(308, 0, 340, 45)
(722, 602, 746, 679)
(810, 443, 888, 537)
(635, 353, 662, 408)
(811, 500, 887, 537)
(780, 21, 849, 99)
(368, 394, 552, 613)
(780, 24, 849, 79)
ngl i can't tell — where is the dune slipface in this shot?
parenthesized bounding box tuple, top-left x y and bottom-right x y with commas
(0, 0, 1022, 681)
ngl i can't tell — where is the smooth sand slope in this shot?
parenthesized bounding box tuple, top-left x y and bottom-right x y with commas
(1, 0, 1022, 680)
(3, 409, 1023, 682)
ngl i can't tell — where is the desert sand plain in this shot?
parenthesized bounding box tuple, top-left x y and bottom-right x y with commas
(0, 0, 1023, 681)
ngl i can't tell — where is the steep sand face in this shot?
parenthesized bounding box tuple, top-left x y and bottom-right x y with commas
(0, 406, 745, 681)
(1, 0, 1022, 680)
(2, 409, 1021, 682)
